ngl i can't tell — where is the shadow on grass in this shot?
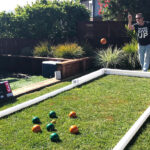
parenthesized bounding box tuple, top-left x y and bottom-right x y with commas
(70, 132, 82, 136)
(51, 139, 62, 143)
(0, 97, 17, 108)
(0, 72, 30, 83)
(125, 117, 150, 150)
(0, 79, 19, 83)
(47, 129, 57, 132)
(75, 132, 82, 135)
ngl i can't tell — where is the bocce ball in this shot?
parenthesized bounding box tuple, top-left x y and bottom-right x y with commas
(50, 133, 59, 142)
(32, 125, 41, 133)
(51, 119, 56, 124)
(100, 38, 107, 45)
(46, 123, 55, 131)
(49, 111, 57, 118)
(69, 125, 79, 134)
(32, 116, 40, 124)
(69, 111, 77, 118)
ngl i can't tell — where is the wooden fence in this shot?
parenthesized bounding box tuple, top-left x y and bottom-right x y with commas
(77, 21, 130, 47)
(0, 21, 131, 55)
(0, 39, 38, 55)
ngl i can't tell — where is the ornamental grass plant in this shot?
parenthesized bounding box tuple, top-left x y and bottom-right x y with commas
(33, 42, 84, 58)
(33, 41, 52, 57)
(95, 46, 123, 68)
(52, 43, 84, 58)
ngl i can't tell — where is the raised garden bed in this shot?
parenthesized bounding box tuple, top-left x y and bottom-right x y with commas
(0, 55, 92, 79)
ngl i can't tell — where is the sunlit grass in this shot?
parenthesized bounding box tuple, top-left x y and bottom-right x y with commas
(0, 75, 150, 149)
(0, 73, 47, 90)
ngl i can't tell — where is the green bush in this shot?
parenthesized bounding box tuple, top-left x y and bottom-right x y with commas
(56, 1, 90, 40)
(33, 41, 52, 57)
(80, 42, 95, 57)
(122, 40, 138, 54)
(125, 24, 137, 41)
(0, 1, 90, 43)
(95, 46, 123, 68)
(52, 43, 84, 58)
(122, 40, 139, 69)
(120, 25, 140, 69)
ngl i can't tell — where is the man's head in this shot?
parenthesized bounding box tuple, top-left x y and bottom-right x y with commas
(135, 13, 144, 25)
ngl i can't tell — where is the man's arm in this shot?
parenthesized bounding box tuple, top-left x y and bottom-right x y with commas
(128, 14, 134, 30)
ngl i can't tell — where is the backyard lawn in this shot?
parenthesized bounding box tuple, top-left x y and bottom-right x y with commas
(0, 75, 150, 149)
(0, 72, 47, 90)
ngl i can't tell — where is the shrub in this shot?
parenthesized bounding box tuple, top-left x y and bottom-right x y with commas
(122, 40, 138, 53)
(33, 41, 52, 57)
(122, 40, 139, 69)
(0, 1, 90, 43)
(80, 42, 95, 57)
(125, 24, 137, 41)
(95, 46, 123, 68)
(121, 25, 140, 69)
(57, 1, 90, 40)
(52, 43, 84, 58)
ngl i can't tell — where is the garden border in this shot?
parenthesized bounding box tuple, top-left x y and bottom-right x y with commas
(0, 54, 91, 79)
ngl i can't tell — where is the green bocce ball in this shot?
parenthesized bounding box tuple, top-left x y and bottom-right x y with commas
(46, 123, 55, 131)
(49, 111, 56, 118)
(50, 133, 59, 142)
(32, 116, 40, 124)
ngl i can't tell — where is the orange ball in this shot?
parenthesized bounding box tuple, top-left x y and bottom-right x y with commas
(69, 125, 79, 134)
(69, 111, 77, 118)
(100, 38, 107, 45)
(32, 125, 41, 133)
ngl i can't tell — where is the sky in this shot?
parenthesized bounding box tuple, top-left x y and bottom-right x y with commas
(0, 0, 37, 12)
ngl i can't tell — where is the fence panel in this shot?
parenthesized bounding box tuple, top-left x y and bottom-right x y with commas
(0, 39, 38, 55)
(0, 21, 130, 55)
(77, 21, 130, 48)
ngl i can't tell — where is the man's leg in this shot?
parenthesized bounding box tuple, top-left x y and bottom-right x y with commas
(143, 44, 150, 71)
(138, 44, 145, 70)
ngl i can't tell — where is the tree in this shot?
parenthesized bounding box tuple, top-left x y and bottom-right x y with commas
(100, 0, 150, 21)
(35, 0, 48, 5)
(0, 12, 15, 38)
(0, 0, 90, 43)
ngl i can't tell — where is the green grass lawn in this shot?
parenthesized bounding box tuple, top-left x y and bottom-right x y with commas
(0, 75, 150, 149)
(0, 72, 47, 90)
(0, 81, 70, 111)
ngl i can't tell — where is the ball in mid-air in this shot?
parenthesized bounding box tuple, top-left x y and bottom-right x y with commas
(100, 38, 107, 45)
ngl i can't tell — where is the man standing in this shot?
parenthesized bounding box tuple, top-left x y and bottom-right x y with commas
(128, 13, 150, 72)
